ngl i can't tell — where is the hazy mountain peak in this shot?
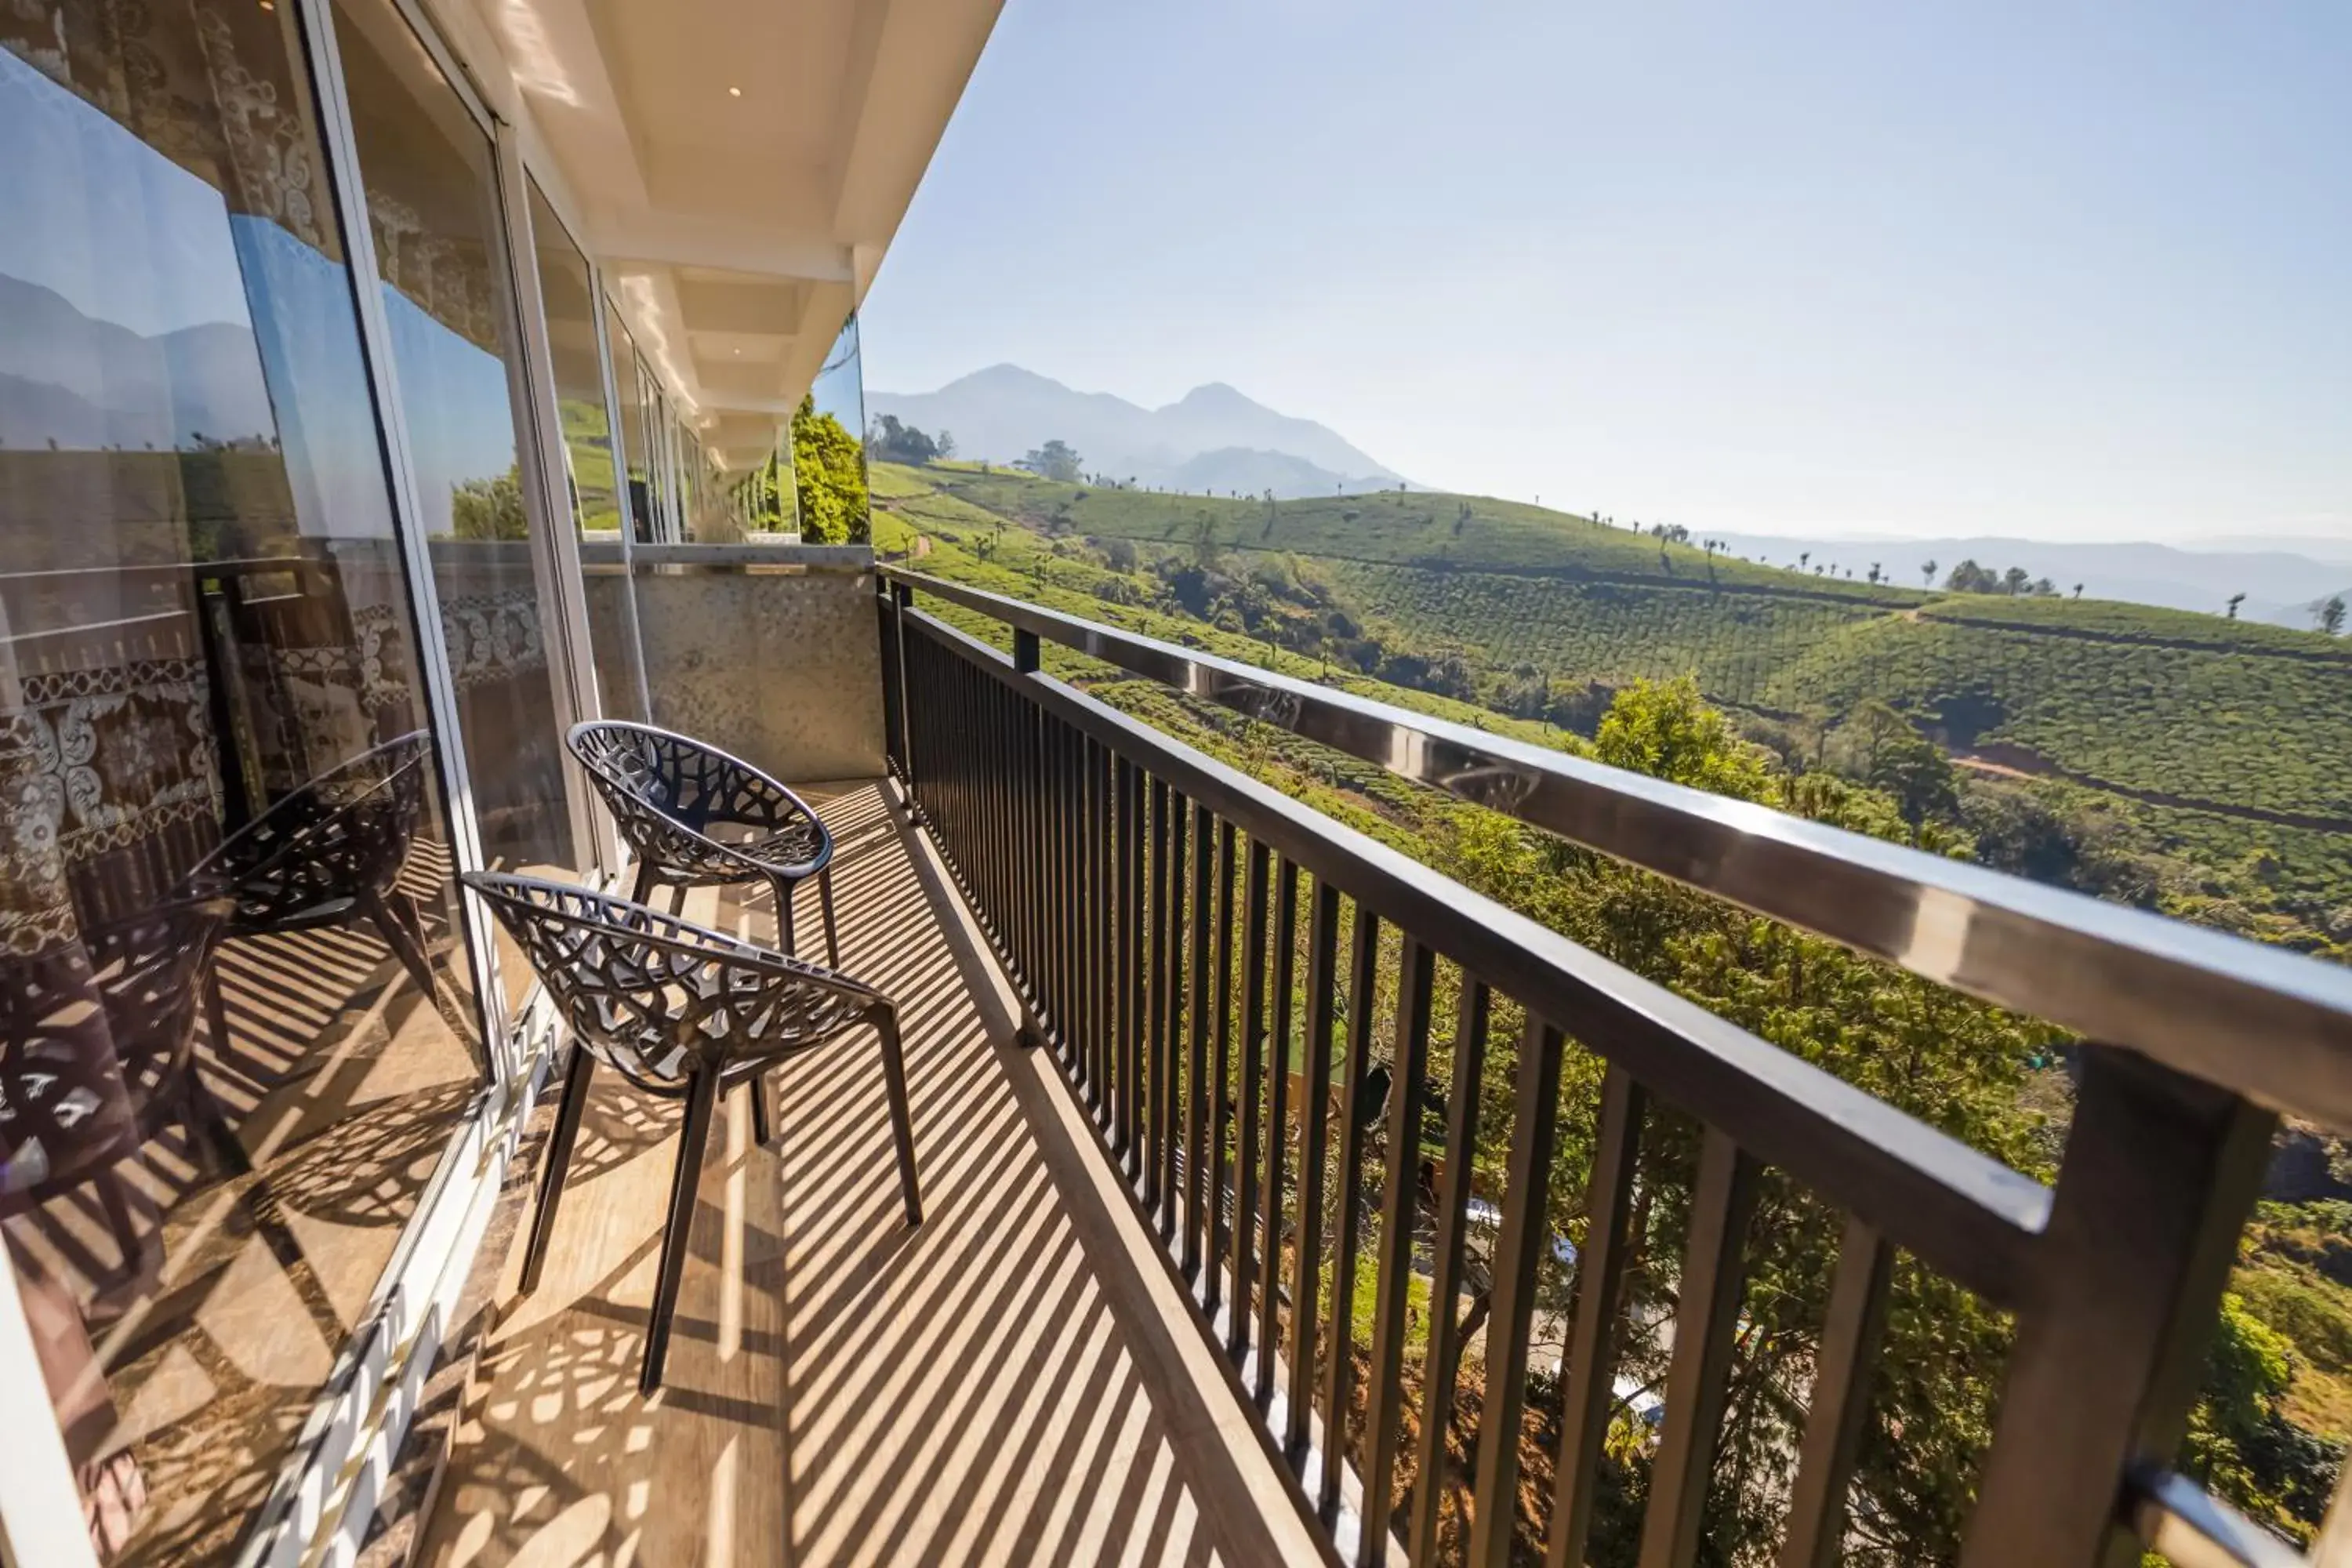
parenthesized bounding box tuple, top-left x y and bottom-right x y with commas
(869, 363, 1408, 498)
(1162, 380, 1258, 413)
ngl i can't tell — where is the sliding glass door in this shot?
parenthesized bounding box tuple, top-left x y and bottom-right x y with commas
(0, 6, 488, 1561)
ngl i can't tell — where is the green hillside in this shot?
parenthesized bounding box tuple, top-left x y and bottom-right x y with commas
(876, 461, 2352, 916)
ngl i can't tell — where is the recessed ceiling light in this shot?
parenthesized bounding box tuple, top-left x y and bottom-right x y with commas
(728, 86, 742, 98)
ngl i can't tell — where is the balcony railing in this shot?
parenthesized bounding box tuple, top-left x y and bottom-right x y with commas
(875, 565, 2352, 1568)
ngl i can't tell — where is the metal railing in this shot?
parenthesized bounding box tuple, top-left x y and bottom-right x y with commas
(874, 568, 2352, 1568)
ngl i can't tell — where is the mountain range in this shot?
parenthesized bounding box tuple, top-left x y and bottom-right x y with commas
(866, 364, 1410, 498)
(0, 271, 272, 452)
(1703, 531, 2352, 630)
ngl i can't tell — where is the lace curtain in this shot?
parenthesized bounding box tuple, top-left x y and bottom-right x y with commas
(1, 0, 339, 256)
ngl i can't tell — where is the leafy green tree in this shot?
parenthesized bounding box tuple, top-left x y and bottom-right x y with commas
(1945, 559, 2002, 593)
(792, 394, 869, 543)
(868, 413, 939, 464)
(2321, 595, 2347, 637)
(1018, 438, 1083, 482)
(449, 465, 528, 539)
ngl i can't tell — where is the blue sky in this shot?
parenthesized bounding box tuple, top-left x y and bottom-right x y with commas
(860, 1, 2350, 544)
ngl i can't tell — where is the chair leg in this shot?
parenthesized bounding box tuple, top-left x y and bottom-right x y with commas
(633, 860, 659, 906)
(774, 875, 797, 957)
(876, 1007, 922, 1226)
(520, 1044, 596, 1294)
(818, 867, 841, 969)
(201, 962, 234, 1063)
(183, 1065, 251, 1178)
(361, 888, 438, 1002)
(749, 1072, 772, 1148)
(667, 880, 686, 916)
(643, 1065, 721, 1394)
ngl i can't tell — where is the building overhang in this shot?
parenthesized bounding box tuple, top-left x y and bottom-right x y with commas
(438, 0, 1000, 468)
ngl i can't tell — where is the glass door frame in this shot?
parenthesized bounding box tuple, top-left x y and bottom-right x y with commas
(492, 125, 619, 881)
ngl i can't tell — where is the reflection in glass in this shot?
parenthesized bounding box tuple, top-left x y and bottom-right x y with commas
(606, 297, 652, 543)
(331, 0, 580, 887)
(793, 313, 873, 543)
(525, 182, 646, 724)
(0, 9, 483, 1562)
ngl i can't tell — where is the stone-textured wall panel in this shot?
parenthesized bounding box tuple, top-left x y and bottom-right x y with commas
(630, 568, 884, 782)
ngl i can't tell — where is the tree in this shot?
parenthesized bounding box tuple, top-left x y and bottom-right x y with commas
(935, 429, 956, 460)
(1945, 559, 2002, 593)
(792, 394, 869, 543)
(2002, 565, 2032, 596)
(2227, 593, 2246, 620)
(1922, 558, 1938, 586)
(1018, 439, 1083, 482)
(2073, 583, 2085, 600)
(866, 413, 938, 464)
(448, 465, 528, 539)
(2319, 595, 2347, 637)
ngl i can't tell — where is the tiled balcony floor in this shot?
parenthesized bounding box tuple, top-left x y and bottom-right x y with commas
(418, 781, 1322, 1568)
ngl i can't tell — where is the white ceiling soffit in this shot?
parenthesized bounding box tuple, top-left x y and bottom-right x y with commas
(465, 0, 1002, 461)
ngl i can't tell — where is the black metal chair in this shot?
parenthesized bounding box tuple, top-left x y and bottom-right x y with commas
(1, 896, 239, 1301)
(462, 871, 920, 1392)
(566, 721, 841, 967)
(188, 731, 441, 1061)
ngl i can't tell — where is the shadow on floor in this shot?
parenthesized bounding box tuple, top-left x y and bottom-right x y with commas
(419, 780, 1313, 1568)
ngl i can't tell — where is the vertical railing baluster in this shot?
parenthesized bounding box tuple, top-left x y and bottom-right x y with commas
(1185, 802, 1214, 1281)
(1087, 738, 1109, 1120)
(1206, 820, 1238, 1320)
(1465, 1022, 1572, 1568)
(1635, 1127, 1759, 1568)
(1231, 837, 1272, 1366)
(1778, 1215, 1893, 1568)
(1257, 856, 1301, 1396)
(1407, 975, 1491, 1565)
(1146, 775, 1171, 1209)
(1160, 789, 1188, 1238)
(1362, 938, 1435, 1566)
(1122, 758, 1147, 1178)
(1112, 756, 1137, 1163)
(1286, 879, 1341, 1466)
(1319, 906, 1381, 1523)
(1541, 1065, 1646, 1568)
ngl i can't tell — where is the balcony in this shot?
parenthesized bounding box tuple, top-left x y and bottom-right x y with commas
(398, 776, 1328, 1567)
(335, 547, 2352, 1568)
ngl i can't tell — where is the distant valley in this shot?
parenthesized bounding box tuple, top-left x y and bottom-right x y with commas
(869, 365, 2348, 629)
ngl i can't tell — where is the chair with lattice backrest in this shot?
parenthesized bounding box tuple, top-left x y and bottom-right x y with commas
(461, 870, 920, 1392)
(566, 721, 842, 966)
(188, 730, 443, 1065)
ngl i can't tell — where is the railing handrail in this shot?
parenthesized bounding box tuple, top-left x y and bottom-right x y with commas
(880, 564, 2352, 1127)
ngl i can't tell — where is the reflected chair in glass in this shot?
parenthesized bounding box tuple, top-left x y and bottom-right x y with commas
(566, 721, 841, 966)
(462, 871, 920, 1392)
(189, 730, 443, 1068)
(0, 895, 238, 1290)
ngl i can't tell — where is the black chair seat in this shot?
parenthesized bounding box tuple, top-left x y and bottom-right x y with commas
(463, 871, 920, 1393)
(567, 722, 842, 966)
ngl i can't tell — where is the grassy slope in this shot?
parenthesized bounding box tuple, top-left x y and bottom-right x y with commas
(881, 463, 2352, 900)
(876, 463, 2350, 1473)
